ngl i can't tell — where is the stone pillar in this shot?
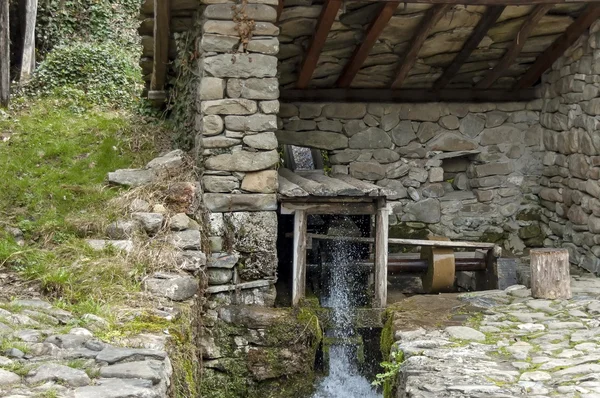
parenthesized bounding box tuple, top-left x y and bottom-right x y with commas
(196, 0, 280, 305)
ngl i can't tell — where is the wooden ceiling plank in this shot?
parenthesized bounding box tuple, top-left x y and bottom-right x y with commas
(433, 5, 505, 91)
(515, 3, 600, 90)
(337, 1, 400, 88)
(476, 4, 552, 89)
(391, 4, 450, 89)
(348, 0, 589, 4)
(296, 0, 342, 89)
(281, 88, 539, 103)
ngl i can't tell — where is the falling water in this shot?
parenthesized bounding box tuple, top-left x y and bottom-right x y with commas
(313, 237, 381, 398)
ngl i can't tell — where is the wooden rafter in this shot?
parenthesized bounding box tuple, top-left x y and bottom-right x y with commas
(355, 0, 592, 4)
(281, 88, 539, 103)
(433, 5, 505, 90)
(296, 0, 342, 89)
(391, 4, 450, 89)
(515, 3, 600, 90)
(476, 4, 551, 89)
(336, 2, 400, 88)
(150, 0, 170, 95)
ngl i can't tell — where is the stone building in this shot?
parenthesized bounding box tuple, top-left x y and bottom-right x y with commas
(139, 0, 600, 394)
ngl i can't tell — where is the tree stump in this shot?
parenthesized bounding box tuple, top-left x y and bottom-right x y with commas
(530, 248, 571, 300)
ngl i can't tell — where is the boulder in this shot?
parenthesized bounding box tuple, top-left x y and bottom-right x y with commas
(427, 133, 477, 151)
(108, 169, 156, 187)
(349, 127, 392, 149)
(276, 130, 348, 150)
(144, 273, 198, 301)
(403, 198, 441, 223)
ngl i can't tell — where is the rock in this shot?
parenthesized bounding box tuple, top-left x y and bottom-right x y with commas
(73, 378, 158, 398)
(247, 38, 279, 55)
(205, 3, 276, 21)
(169, 213, 195, 231)
(243, 132, 278, 150)
(445, 326, 486, 342)
(373, 149, 400, 164)
(146, 150, 185, 173)
(99, 360, 165, 384)
(203, 175, 239, 193)
(203, 54, 277, 78)
(486, 111, 508, 128)
(5, 348, 24, 358)
(201, 115, 224, 136)
(86, 239, 133, 253)
(200, 98, 257, 115)
(439, 115, 460, 130)
(168, 230, 201, 250)
(132, 213, 164, 234)
(470, 162, 512, 177)
(427, 133, 477, 151)
(27, 363, 91, 387)
(276, 130, 348, 150)
(349, 127, 392, 149)
(241, 170, 278, 193)
(144, 274, 198, 301)
(129, 199, 151, 213)
(227, 78, 279, 100)
(204, 193, 277, 212)
(106, 220, 139, 239)
(205, 150, 279, 172)
(429, 167, 444, 182)
(45, 334, 90, 349)
(403, 198, 441, 223)
(391, 121, 418, 146)
(381, 114, 400, 131)
(416, 122, 441, 143)
(218, 305, 287, 328)
(480, 125, 522, 145)
(96, 346, 167, 364)
(198, 77, 225, 100)
(108, 169, 156, 187)
(520, 371, 552, 381)
(0, 369, 20, 385)
(202, 136, 241, 149)
(12, 299, 52, 309)
(322, 104, 367, 119)
(0, 356, 13, 366)
(459, 114, 485, 138)
(386, 162, 410, 179)
(13, 329, 41, 342)
(178, 251, 207, 272)
(349, 162, 386, 180)
(207, 269, 233, 285)
(209, 253, 239, 269)
(225, 114, 277, 131)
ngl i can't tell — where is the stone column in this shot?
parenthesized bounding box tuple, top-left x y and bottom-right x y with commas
(196, 0, 280, 304)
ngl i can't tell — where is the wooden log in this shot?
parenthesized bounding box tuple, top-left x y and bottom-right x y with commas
(0, 0, 9, 108)
(374, 198, 388, 307)
(19, 0, 37, 82)
(421, 235, 455, 293)
(278, 168, 334, 196)
(278, 175, 309, 197)
(150, 0, 170, 93)
(300, 172, 365, 196)
(530, 248, 571, 299)
(292, 210, 308, 306)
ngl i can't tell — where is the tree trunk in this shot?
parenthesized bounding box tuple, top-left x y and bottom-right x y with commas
(19, 0, 37, 82)
(530, 248, 571, 300)
(0, 0, 10, 107)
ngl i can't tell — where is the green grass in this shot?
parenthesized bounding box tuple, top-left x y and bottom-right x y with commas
(0, 99, 165, 315)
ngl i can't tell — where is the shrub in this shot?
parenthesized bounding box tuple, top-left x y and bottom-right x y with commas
(28, 42, 143, 108)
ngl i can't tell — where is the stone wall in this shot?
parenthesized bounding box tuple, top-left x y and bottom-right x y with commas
(538, 21, 600, 275)
(278, 101, 545, 252)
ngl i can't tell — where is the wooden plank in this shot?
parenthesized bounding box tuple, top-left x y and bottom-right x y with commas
(300, 172, 365, 196)
(310, 148, 324, 169)
(530, 248, 571, 299)
(279, 168, 335, 196)
(19, 0, 37, 82)
(433, 5, 505, 90)
(280, 202, 377, 215)
(276, 0, 284, 23)
(296, 0, 342, 89)
(281, 88, 540, 103)
(206, 279, 274, 294)
(374, 198, 388, 308)
(278, 175, 309, 197)
(150, 0, 170, 92)
(476, 5, 552, 89)
(391, 4, 450, 89)
(0, 0, 9, 108)
(337, 2, 400, 87)
(515, 4, 600, 90)
(308, 233, 500, 250)
(347, 0, 592, 4)
(292, 210, 308, 306)
(330, 173, 381, 196)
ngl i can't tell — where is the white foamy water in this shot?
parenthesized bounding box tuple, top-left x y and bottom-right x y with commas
(313, 237, 381, 398)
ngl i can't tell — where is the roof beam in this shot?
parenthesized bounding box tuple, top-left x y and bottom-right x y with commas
(337, 2, 400, 88)
(433, 5, 505, 90)
(296, 0, 342, 89)
(476, 4, 551, 89)
(515, 3, 600, 90)
(353, 0, 592, 4)
(391, 4, 450, 89)
(281, 88, 539, 103)
(276, 0, 284, 23)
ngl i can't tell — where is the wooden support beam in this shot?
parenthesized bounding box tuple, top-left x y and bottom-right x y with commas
(336, 2, 400, 88)
(340, 0, 592, 4)
(296, 0, 342, 89)
(276, 0, 284, 23)
(515, 3, 600, 90)
(150, 0, 170, 93)
(391, 4, 450, 89)
(292, 210, 308, 306)
(280, 88, 539, 103)
(530, 248, 571, 299)
(433, 5, 505, 90)
(0, 0, 9, 107)
(476, 4, 551, 89)
(19, 0, 37, 83)
(374, 198, 388, 308)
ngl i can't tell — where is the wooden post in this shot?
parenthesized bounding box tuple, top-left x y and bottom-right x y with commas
(292, 210, 307, 306)
(374, 198, 388, 308)
(150, 0, 170, 93)
(0, 0, 10, 107)
(19, 0, 37, 82)
(530, 248, 571, 299)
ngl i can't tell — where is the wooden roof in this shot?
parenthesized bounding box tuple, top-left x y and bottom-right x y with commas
(278, 0, 600, 102)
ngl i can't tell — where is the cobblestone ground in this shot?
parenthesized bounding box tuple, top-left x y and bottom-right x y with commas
(0, 299, 171, 398)
(394, 274, 600, 398)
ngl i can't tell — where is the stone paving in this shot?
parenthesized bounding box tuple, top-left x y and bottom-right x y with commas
(393, 274, 600, 398)
(0, 299, 172, 398)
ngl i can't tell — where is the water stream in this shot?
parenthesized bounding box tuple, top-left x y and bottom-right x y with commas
(313, 238, 381, 398)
